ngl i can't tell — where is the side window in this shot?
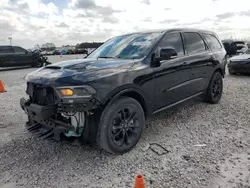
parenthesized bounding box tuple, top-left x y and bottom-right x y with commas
(0, 46, 13, 54)
(203, 34, 222, 50)
(158, 33, 184, 57)
(12, 46, 26, 54)
(183, 32, 206, 55)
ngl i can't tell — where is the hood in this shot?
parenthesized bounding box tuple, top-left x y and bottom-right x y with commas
(230, 54, 250, 61)
(24, 58, 135, 86)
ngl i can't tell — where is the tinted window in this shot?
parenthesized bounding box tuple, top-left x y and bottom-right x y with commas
(13, 47, 26, 54)
(0, 46, 13, 54)
(204, 34, 222, 50)
(158, 33, 184, 56)
(183, 32, 206, 54)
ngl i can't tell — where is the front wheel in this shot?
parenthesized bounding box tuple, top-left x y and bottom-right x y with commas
(97, 97, 145, 154)
(229, 69, 236, 75)
(204, 71, 223, 104)
(33, 59, 44, 67)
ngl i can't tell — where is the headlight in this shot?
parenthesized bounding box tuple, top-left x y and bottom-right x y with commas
(56, 86, 96, 98)
(60, 88, 74, 96)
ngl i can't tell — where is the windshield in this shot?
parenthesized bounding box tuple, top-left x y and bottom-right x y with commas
(88, 32, 162, 59)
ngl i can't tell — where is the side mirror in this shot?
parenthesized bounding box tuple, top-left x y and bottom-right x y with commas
(159, 48, 177, 61)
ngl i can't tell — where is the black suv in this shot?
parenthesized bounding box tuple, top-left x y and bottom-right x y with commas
(0, 46, 43, 67)
(20, 28, 226, 154)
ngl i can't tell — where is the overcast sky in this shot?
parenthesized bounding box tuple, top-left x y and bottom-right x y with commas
(1, 0, 250, 48)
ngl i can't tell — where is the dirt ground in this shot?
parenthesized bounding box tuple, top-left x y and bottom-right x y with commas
(0, 55, 250, 188)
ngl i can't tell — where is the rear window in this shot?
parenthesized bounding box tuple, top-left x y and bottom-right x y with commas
(203, 34, 222, 50)
(183, 32, 206, 55)
(0, 46, 13, 54)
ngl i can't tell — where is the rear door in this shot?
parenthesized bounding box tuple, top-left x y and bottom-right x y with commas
(12, 46, 33, 66)
(182, 32, 210, 93)
(203, 33, 225, 82)
(0, 46, 15, 67)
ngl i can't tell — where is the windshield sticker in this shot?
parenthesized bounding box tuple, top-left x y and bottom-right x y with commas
(132, 41, 151, 46)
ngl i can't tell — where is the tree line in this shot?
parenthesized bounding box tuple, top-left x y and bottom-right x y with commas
(36, 42, 104, 51)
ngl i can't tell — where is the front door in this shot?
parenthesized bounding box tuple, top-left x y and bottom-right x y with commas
(153, 32, 197, 110)
(12, 46, 33, 66)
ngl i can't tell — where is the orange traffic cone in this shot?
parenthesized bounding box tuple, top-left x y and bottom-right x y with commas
(134, 174, 145, 188)
(0, 80, 6, 92)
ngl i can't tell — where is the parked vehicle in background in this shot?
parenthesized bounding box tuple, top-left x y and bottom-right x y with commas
(222, 40, 237, 56)
(40, 51, 47, 55)
(40, 50, 53, 56)
(234, 41, 248, 55)
(20, 28, 226, 154)
(0, 46, 50, 67)
(60, 50, 68, 55)
(67, 49, 74, 54)
(74, 48, 88, 54)
(46, 51, 54, 55)
(53, 50, 61, 55)
(247, 43, 250, 49)
(228, 49, 250, 75)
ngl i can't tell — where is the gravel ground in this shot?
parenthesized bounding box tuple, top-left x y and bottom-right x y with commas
(0, 56, 250, 188)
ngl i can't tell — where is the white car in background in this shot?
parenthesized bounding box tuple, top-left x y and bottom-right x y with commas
(234, 41, 248, 55)
(41, 51, 53, 55)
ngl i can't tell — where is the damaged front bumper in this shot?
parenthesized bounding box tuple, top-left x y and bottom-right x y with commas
(20, 96, 100, 141)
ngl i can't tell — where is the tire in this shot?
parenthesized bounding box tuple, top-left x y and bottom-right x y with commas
(229, 69, 236, 75)
(97, 97, 145, 154)
(204, 71, 223, 104)
(33, 59, 43, 67)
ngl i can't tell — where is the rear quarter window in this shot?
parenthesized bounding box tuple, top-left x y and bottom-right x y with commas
(203, 34, 222, 50)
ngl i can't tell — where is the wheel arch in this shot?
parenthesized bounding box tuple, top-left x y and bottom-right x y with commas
(102, 86, 151, 118)
(214, 67, 224, 77)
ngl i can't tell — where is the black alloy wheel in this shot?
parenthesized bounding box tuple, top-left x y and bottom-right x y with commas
(205, 71, 223, 104)
(211, 76, 222, 101)
(111, 107, 140, 147)
(97, 97, 145, 154)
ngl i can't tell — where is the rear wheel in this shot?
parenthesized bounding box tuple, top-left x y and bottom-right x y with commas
(97, 97, 145, 154)
(204, 71, 223, 104)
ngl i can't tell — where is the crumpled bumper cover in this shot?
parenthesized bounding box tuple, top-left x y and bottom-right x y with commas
(20, 98, 73, 140)
(20, 98, 57, 120)
(20, 97, 100, 141)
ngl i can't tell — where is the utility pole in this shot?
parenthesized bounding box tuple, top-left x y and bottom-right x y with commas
(8, 37, 12, 46)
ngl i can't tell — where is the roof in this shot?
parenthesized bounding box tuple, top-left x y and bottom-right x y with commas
(0, 45, 19, 47)
(120, 28, 217, 36)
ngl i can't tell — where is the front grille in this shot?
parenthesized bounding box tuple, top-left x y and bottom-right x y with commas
(27, 83, 60, 105)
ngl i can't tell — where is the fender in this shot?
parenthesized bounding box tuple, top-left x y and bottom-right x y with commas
(101, 84, 152, 117)
(205, 64, 224, 89)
